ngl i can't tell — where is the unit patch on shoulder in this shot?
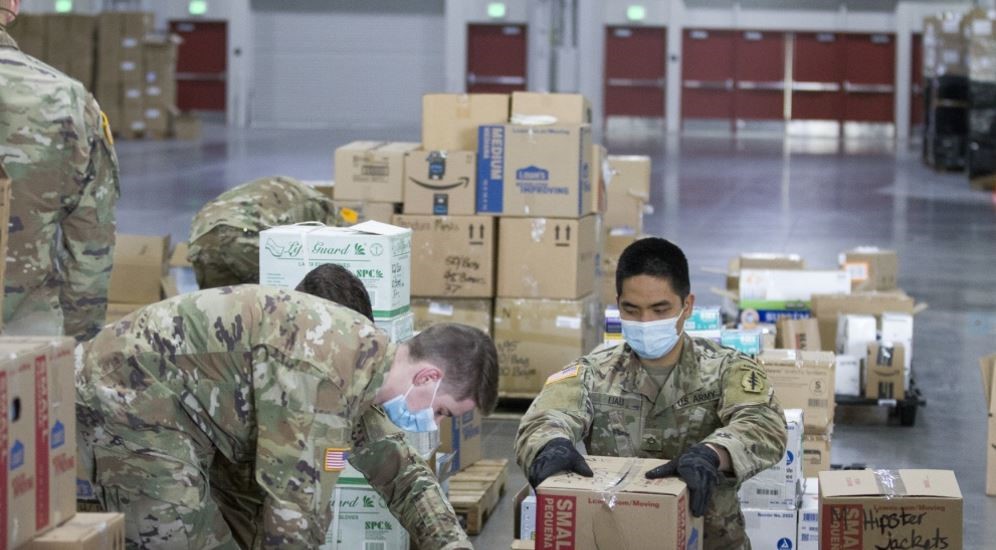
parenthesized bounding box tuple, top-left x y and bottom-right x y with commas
(741, 370, 765, 394)
(100, 111, 114, 146)
(323, 448, 351, 472)
(545, 365, 580, 385)
(339, 207, 359, 225)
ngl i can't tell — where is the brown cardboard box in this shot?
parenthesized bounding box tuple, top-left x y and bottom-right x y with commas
(605, 156, 651, 231)
(7, 13, 46, 59)
(802, 433, 832, 477)
(497, 216, 598, 299)
(334, 142, 419, 202)
(172, 111, 202, 141)
(590, 144, 608, 215)
(982, 354, 996, 496)
(411, 298, 493, 335)
(422, 94, 510, 151)
(0, 337, 78, 548)
(510, 92, 592, 123)
(105, 275, 179, 325)
(725, 253, 805, 298)
(476, 124, 593, 218)
(439, 410, 482, 472)
(332, 201, 398, 225)
(403, 150, 476, 216)
(44, 15, 96, 90)
(536, 456, 703, 550)
(865, 343, 905, 400)
(108, 234, 170, 304)
(25, 513, 125, 550)
(810, 291, 917, 352)
(0, 169, 11, 333)
(169, 242, 191, 268)
(494, 295, 601, 397)
(841, 248, 898, 291)
(758, 350, 835, 434)
(142, 35, 179, 136)
(775, 318, 822, 351)
(818, 469, 962, 550)
(392, 215, 495, 298)
(598, 230, 639, 306)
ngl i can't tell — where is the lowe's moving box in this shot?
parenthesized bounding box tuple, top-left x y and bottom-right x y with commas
(411, 298, 493, 336)
(493, 295, 601, 397)
(439, 410, 482, 472)
(391, 215, 495, 298)
(982, 354, 996, 496)
(818, 470, 963, 550)
(497, 216, 598, 299)
(322, 463, 409, 550)
(810, 291, 916, 353)
(865, 343, 905, 400)
(334, 142, 420, 203)
(25, 513, 125, 550)
(403, 150, 476, 216)
(0, 337, 77, 549)
(422, 94, 510, 151)
(476, 124, 594, 218)
(605, 156, 651, 231)
(840, 248, 898, 291)
(758, 350, 835, 435)
(738, 409, 803, 510)
(743, 508, 797, 550)
(738, 269, 850, 326)
(510, 92, 592, 124)
(535, 456, 703, 550)
(258, 222, 411, 322)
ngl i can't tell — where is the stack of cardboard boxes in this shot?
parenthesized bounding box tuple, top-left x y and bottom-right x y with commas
(740, 409, 805, 549)
(105, 234, 177, 323)
(597, 155, 651, 307)
(141, 35, 180, 140)
(964, 9, 996, 190)
(7, 14, 96, 89)
(923, 13, 970, 170)
(96, 12, 154, 138)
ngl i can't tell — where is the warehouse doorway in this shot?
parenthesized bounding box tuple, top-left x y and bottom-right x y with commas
(734, 30, 787, 132)
(842, 33, 896, 137)
(681, 29, 735, 132)
(467, 24, 528, 93)
(169, 20, 227, 112)
(603, 25, 667, 132)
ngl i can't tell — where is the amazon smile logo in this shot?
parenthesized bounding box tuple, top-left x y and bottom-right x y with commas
(408, 176, 470, 191)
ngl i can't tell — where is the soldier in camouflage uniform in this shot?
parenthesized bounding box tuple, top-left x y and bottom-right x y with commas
(187, 176, 338, 289)
(76, 284, 499, 549)
(516, 238, 787, 550)
(1, 1, 120, 341)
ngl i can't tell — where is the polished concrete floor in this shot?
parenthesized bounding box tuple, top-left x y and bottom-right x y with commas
(115, 119, 996, 548)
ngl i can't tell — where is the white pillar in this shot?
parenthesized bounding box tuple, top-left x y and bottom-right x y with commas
(665, 1, 684, 133)
(578, 0, 605, 140)
(444, 0, 468, 93)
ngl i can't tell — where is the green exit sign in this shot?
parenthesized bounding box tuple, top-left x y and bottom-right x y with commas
(627, 5, 646, 22)
(487, 3, 506, 19)
(189, 0, 208, 16)
(55, 0, 72, 13)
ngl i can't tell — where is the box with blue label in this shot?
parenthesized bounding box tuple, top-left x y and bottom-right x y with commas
(738, 269, 850, 325)
(476, 124, 594, 218)
(439, 410, 482, 472)
(0, 337, 77, 548)
(686, 307, 723, 342)
(744, 508, 797, 550)
(721, 329, 762, 356)
(739, 409, 804, 510)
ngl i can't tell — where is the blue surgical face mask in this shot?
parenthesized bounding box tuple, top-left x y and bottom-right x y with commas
(621, 307, 686, 360)
(383, 380, 440, 433)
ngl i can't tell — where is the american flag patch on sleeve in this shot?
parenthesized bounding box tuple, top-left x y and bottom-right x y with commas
(323, 448, 350, 472)
(545, 365, 581, 385)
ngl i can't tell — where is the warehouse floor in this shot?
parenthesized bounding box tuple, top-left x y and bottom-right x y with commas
(115, 118, 996, 549)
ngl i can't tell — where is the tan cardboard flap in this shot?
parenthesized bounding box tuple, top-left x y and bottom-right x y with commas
(980, 354, 996, 408)
(819, 469, 962, 499)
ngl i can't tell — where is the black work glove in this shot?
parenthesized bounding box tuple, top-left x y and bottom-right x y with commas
(645, 443, 721, 518)
(527, 438, 593, 489)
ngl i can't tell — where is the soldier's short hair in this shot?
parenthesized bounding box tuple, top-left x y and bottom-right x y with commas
(616, 237, 691, 299)
(407, 324, 499, 415)
(295, 264, 374, 320)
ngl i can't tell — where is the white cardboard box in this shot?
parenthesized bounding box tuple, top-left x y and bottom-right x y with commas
(259, 221, 412, 319)
(834, 354, 862, 397)
(744, 508, 797, 550)
(739, 409, 803, 510)
(836, 314, 877, 358)
(797, 478, 819, 550)
(520, 494, 537, 541)
(375, 312, 415, 342)
(881, 312, 914, 384)
(323, 464, 410, 550)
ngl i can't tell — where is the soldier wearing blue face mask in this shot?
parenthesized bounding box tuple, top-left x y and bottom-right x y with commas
(515, 237, 788, 550)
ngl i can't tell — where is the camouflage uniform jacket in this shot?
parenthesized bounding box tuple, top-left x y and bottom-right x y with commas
(0, 28, 120, 341)
(77, 285, 470, 549)
(188, 176, 336, 244)
(515, 335, 787, 550)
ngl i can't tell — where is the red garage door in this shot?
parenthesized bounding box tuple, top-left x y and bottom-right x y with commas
(843, 33, 895, 124)
(734, 30, 786, 122)
(604, 26, 667, 118)
(467, 24, 527, 93)
(682, 29, 735, 124)
(792, 32, 844, 122)
(169, 20, 227, 111)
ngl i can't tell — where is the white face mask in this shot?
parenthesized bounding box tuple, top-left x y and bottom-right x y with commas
(620, 307, 685, 360)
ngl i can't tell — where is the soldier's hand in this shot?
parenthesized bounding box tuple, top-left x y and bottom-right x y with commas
(645, 443, 720, 517)
(528, 438, 593, 489)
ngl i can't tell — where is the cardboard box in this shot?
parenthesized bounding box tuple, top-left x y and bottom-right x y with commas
(536, 456, 703, 550)
(403, 150, 476, 215)
(685, 307, 722, 332)
(841, 248, 898, 291)
(510, 92, 591, 124)
(411, 298, 492, 336)
(108, 234, 170, 304)
(834, 354, 862, 397)
(392, 215, 495, 298)
(258, 222, 411, 319)
(810, 291, 917, 352)
(605, 156, 651, 231)
(334, 142, 419, 202)
(836, 314, 877, 359)
(172, 112, 201, 141)
(497, 216, 598, 300)
(590, 145, 608, 215)
(802, 434, 832, 478)
(776, 318, 821, 351)
(0, 170, 10, 333)
(758, 350, 835, 434)
(6, 13, 46, 59)
(598, 229, 638, 306)
(739, 269, 850, 324)
(743, 508, 797, 550)
(332, 200, 398, 225)
(44, 15, 96, 90)
(520, 494, 537, 541)
(422, 94, 510, 151)
(798, 479, 819, 550)
(493, 295, 601, 397)
(325, 464, 410, 550)
(374, 312, 414, 343)
(818, 469, 962, 550)
(865, 343, 905, 400)
(439, 410, 482, 472)
(476, 124, 594, 218)
(25, 513, 125, 549)
(739, 409, 804, 510)
(0, 337, 78, 549)
(982, 354, 996, 496)
(881, 312, 914, 381)
(720, 329, 762, 356)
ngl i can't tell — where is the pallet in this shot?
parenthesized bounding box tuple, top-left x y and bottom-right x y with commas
(447, 459, 509, 535)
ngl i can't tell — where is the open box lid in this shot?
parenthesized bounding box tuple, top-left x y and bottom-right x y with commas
(349, 220, 410, 236)
(819, 469, 962, 499)
(539, 456, 688, 497)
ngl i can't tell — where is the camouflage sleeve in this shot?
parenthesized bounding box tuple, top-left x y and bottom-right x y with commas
(59, 94, 120, 341)
(514, 360, 594, 472)
(700, 356, 788, 484)
(349, 407, 471, 550)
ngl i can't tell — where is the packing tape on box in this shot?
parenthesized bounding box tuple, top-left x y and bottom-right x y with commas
(591, 457, 639, 549)
(873, 470, 907, 500)
(510, 114, 558, 126)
